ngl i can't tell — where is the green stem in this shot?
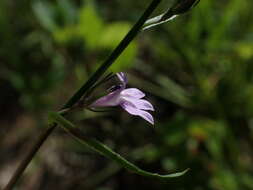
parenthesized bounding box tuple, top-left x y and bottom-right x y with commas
(64, 0, 162, 109)
(3, 1, 162, 189)
(3, 123, 57, 190)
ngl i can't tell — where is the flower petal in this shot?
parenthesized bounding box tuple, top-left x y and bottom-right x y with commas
(121, 88, 145, 99)
(120, 102, 154, 125)
(116, 72, 128, 86)
(122, 97, 154, 111)
(134, 99, 155, 111)
(91, 91, 121, 107)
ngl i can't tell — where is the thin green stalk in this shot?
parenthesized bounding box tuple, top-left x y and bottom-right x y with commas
(64, 0, 162, 108)
(3, 123, 57, 190)
(3, 1, 162, 189)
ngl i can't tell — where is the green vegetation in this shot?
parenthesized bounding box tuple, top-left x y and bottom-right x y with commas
(0, 0, 252, 189)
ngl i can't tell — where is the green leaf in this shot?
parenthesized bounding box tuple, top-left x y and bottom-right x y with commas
(99, 22, 137, 72)
(57, 0, 77, 25)
(53, 26, 77, 43)
(49, 112, 189, 179)
(32, 1, 57, 31)
(78, 4, 104, 48)
(99, 23, 133, 48)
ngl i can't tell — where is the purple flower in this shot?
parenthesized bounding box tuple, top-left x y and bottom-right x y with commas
(90, 72, 154, 125)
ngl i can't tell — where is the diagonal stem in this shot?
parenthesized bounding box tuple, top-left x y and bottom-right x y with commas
(3, 123, 57, 190)
(64, 0, 162, 109)
(3, 0, 162, 189)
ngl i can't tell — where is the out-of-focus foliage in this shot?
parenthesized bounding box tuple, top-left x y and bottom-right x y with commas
(0, 0, 252, 190)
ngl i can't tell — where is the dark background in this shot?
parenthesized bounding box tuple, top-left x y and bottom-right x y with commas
(0, 0, 252, 189)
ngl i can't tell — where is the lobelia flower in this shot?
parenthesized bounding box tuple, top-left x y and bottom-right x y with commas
(90, 72, 154, 125)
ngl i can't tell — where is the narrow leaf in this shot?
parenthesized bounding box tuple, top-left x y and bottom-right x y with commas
(143, 15, 178, 30)
(49, 112, 189, 179)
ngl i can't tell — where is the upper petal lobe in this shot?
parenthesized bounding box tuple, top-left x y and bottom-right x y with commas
(121, 88, 145, 99)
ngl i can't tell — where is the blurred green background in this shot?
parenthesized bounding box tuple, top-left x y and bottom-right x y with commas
(0, 0, 253, 189)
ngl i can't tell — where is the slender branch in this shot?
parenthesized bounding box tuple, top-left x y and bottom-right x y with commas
(64, 0, 162, 109)
(3, 1, 162, 189)
(3, 123, 57, 190)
